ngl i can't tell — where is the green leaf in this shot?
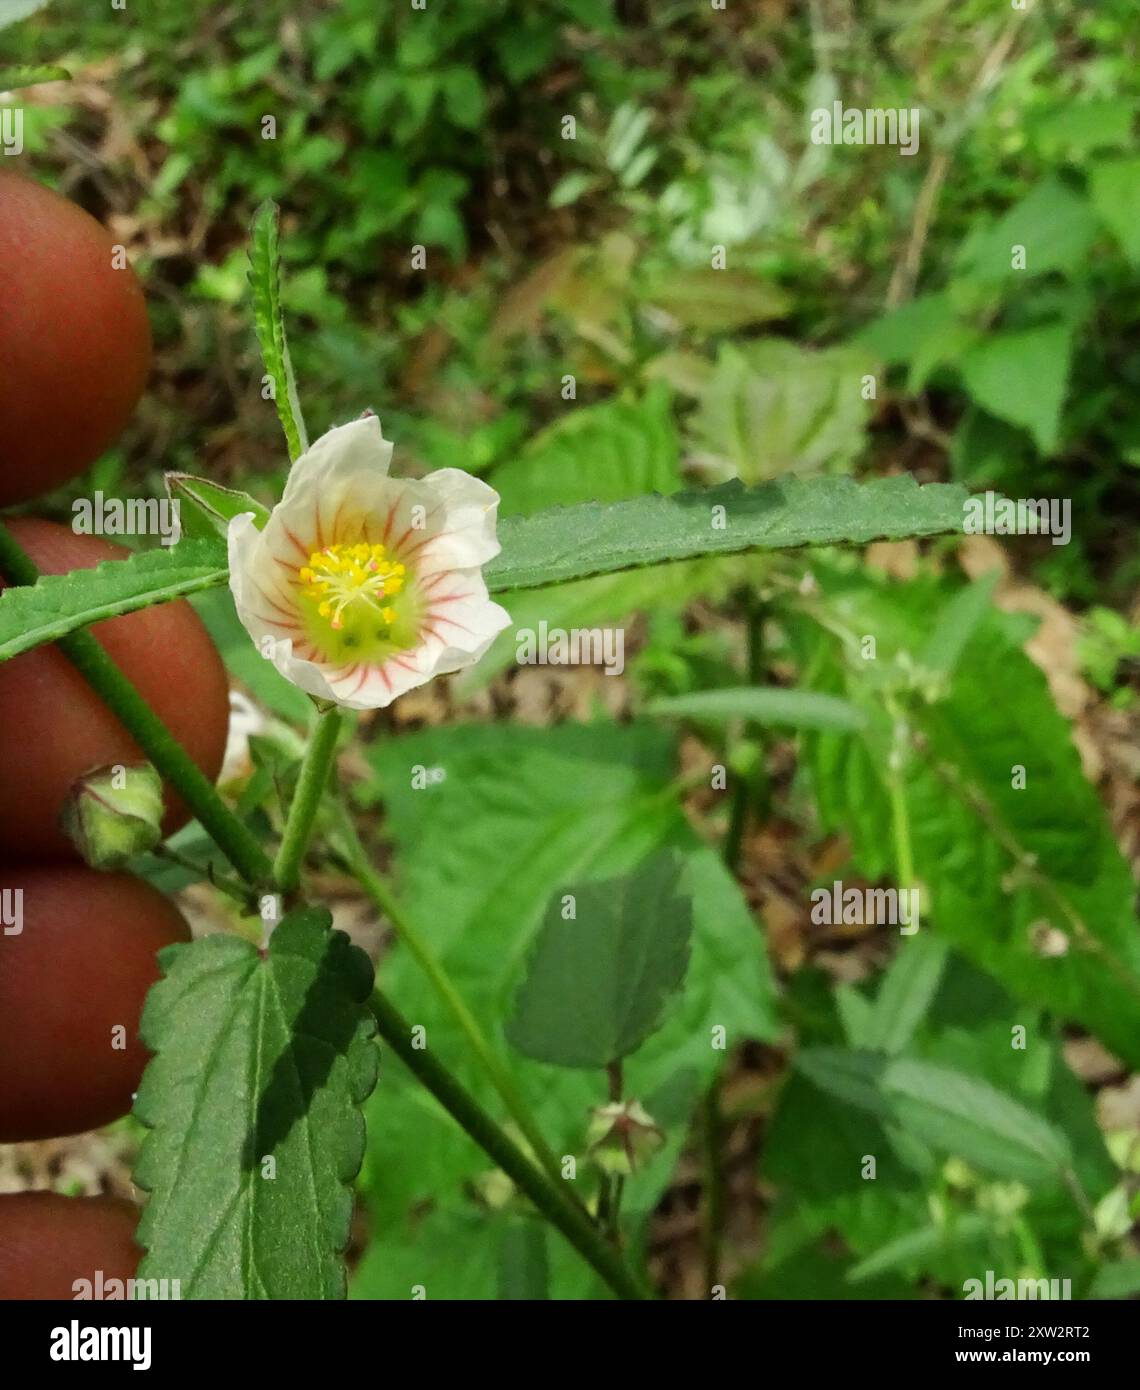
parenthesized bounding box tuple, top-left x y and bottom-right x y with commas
(917, 571, 999, 679)
(1088, 1258, 1140, 1299)
(955, 178, 1101, 281)
(795, 1049, 1072, 1183)
(691, 339, 872, 481)
(486, 474, 968, 591)
(491, 386, 681, 517)
(165, 473, 269, 540)
(133, 908, 378, 1299)
(646, 686, 867, 733)
(641, 268, 791, 333)
(793, 567, 1140, 1067)
(0, 540, 228, 664)
(847, 1214, 989, 1284)
(958, 322, 1074, 454)
(506, 851, 693, 1069)
(0, 63, 68, 88)
(863, 936, 948, 1054)
(1088, 157, 1140, 265)
(248, 200, 308, 461)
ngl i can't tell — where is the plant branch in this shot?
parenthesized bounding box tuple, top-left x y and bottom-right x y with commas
(368, 987, 650, 1300)
(273, 705, 343, 893)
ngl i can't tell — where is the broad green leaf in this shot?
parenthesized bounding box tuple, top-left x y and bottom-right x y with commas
(691, 339, 872, 481)
(958, 322, 1074, 454)
(134, 909, 378, 1299)
(791, 567, 1140, 1067)
(355, 721, 777, 1282)
(955, 178, 1101, 281)
(486, 474, 968, 591)
(0, 540, 228, 664)
(0, 63, 68, 88)
(646, 686, 866, 733)
(165, 473, 269, 540)
(641, 267, 791, 333)
(491, 386, 680, 517)
(506, 851, 693, 1068)
(1088, 157, 1140, 266)
(248, 200, 308, 461)
(795, 1048, 1072, 1183)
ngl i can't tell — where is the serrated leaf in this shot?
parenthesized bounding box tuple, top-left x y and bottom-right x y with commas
(796, 1048, 1072, 1183)
(165, 473, 269, 540)
(133, 908, 378, 1299)
(249, 200, 308, 461)
(646, 686, 866, 732)
(486, 474, 968, 591)
(0, 539, 228, 664)
(0, 63, 68, 89)
(506, 851, 693, 1068)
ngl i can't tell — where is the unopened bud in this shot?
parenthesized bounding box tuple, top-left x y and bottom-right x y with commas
(586, 1099, 664, 1176)
(61, 763, 164, 870)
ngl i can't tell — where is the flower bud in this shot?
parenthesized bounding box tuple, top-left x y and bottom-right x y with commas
(586, 1099, 664, 1177)
(61, 762, 164, 870)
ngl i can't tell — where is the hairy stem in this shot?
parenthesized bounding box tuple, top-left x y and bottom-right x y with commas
(369, 988, 650, 1300)
(273, 706, 343, 893)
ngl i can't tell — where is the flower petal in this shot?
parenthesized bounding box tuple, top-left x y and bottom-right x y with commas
(281, 415, 393, 505)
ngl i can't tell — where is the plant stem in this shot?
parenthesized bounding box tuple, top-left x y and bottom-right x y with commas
(0, 521, 273, 887)
(369, 987, 650, 1300)
(273, 705, 343, 893)
(333, 803, 571, 1195)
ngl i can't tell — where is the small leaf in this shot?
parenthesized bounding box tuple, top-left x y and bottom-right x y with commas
(646, 686, 866, 733)
(847, 1214, 988, 1283)
(958, 322, 1075, 454)
(487, 474, 968, 591)
(248, 200, 308, 461)
(0, 540, 228, 664)
(0, 63, 69, 89)
(1088, 157, 1140, 265)
(506, 851, 693, 1068)
(134, 908, 378, 1299)
(165, 473, 269, 540)
(918, 572, 1000, 679)
(863, 936, 949, 1054)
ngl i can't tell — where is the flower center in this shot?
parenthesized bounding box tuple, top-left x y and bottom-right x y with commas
(299, 542, 406, 634)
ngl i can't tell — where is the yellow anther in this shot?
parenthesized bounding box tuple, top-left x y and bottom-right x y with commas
(300, 541, 405, 635)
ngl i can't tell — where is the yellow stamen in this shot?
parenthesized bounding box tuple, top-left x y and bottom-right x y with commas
(300, 542, 405, 632)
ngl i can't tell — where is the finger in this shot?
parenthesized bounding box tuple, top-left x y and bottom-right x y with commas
(0, 170, 151, 505)
(0, 864, 189, 1142)
(0, 1193, 141, 1300)
(0, 518, 230, 860)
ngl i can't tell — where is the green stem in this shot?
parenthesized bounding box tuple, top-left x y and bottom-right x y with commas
(0, 520, 273, 887)
(369, 988, 650, 1301)
(334, 804, 571, 1195)
(273, 706, 343, 893)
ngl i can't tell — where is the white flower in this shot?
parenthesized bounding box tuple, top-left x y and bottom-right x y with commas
(227, 416, 511, 710)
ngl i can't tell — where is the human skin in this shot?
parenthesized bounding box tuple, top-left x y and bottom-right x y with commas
(0, 518, 230, 860)
(0, 169, 152, 505)
(0, 175, 231, 1294)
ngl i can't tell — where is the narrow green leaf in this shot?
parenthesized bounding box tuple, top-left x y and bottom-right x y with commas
(133, 908, 378, 1299)
(165, 473, 269, 540)
(0, 539, 228, 664)
(0, 63, 69, 88)
(647, 686, 867, 732)
(864, 936, 949, 1054)
(249, 200, 308, 461)
(918, 571, 999, 679)
(795, 1047, 1072, 1183)
(847, 1215, 988, 1283)
(487, 475, 968, 591)
(506, 850, 693, 1069)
